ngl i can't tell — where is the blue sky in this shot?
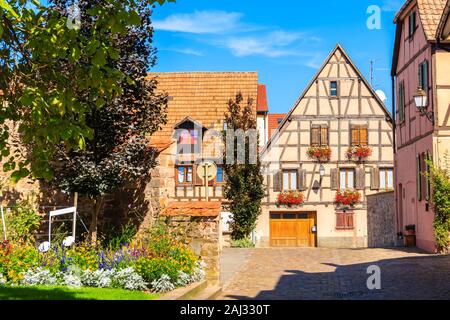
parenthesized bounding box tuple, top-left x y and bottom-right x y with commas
(151, 0, 404, 114)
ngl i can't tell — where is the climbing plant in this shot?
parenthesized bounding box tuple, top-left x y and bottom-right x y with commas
(426, 159, 450, 252)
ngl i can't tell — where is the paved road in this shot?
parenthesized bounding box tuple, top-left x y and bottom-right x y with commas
(218, 247, 450, 300)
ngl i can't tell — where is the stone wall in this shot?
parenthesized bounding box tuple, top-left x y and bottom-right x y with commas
(366, 191, 396, 247)
(160, 214, 221, 285)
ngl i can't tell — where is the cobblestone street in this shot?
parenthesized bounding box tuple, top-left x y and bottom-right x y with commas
(218, 247, 450, 300)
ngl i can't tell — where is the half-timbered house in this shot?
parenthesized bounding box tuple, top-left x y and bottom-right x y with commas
(257, 44, 394, 248)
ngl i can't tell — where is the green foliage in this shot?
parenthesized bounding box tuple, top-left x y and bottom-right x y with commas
(0, 0, 173, 181)
(0, 242, 40, 283)
(426, 160, 450, 252)
(105, 222, 137, 250)
(230, 238, 255, 248)
(223, 93, 265, 240)
(7, 200, 42, 244)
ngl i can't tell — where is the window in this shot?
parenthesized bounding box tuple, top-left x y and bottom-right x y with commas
(336, 211, 354, 230)
(216, 167, 224, 183)
(350, 125, 368, 146)
(419, 60, 429, 91)
(277, 118, 283, 124)
(340, 168, 355, 190)
(177, 166, 193, 184)
(311, 125, 329, 146)
(398, 81, 405, 123)
(408, 11, 416, 38)
(282, 170, 297, 191)
(178, 129, 198, 154)
(379, 168, 394, 190)
(330, 81, 338, 97)
(417, 152, 432, 201)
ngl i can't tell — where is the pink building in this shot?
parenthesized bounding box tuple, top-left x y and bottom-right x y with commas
(392, 0, 450, 253)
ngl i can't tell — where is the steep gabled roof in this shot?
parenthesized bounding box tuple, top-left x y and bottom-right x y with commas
(268, 113, 286, 139)
(261, 44, 392, 155)
(392, 0, 448, 74)
(394, 0, 447, 40)
(147, 72, 259, 139)
(436, 0, 450, 39)
(257, 84, 269, 113)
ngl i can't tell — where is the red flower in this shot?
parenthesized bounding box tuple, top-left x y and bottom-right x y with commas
(307, 146, 332, 161)
(277, 191, 304, 205)
(335, 190, 361, 206)
(347, 146, 372, 160)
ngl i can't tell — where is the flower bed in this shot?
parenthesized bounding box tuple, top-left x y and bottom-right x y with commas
(307, 146, 332, 162)
(334, 189, 361, 207)
(0, 226, 204, 294)
(277, 191, 304, 206)
(346, 145, 372, 161)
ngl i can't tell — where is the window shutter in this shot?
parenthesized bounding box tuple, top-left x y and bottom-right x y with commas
(273, 171, 282, 192)
(420, 152, 427, 201)
(320, 126, 328, 146)
(351, 127, 359, 146)
(355, 167, 365, 190)
(346, 213, 354, 229)
(330, 168, 339, 190)
(336, 212, 344, 229)
(423, 60, 429, 90)
(311, 126, 320, 146)
(416, 155, 422, 200)
(360, 127, 368, 146)
(371, 167, 380, 190)
(425, 151, 431, 201)
(297, 168, 307, 191)
(399, 82, 405, 123)
(418, 64, 423, 89)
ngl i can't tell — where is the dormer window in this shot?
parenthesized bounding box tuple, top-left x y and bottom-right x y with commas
(408, 11, 416, 38)
(330, 81, 338, 97)
(173, 117, 205, 156)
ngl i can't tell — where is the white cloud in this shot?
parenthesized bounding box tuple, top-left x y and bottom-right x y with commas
(381, 0, 403, 12)
(162, 48, 204, 56)
(153, 10, 244, 34)
(219, 31, 321, 58)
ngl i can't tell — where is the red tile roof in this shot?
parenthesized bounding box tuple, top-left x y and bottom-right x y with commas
(394, 0, 447, 40)
(148, 137, 174, 153)
(257, 84, 268, 112)
(161, 201, 222, 217)
(268, 113, 286, 138)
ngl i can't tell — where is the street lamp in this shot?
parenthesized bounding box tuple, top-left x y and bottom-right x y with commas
(413, 86, 434, 124)
(319, 165, 325, 179)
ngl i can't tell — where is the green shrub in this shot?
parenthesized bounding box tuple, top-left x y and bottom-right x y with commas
(134, 257, 179, 282)
(65, 242, 100, 271)
(231, 238, 255, 248)
(427, 160, 450, 252)
(105, 222, 137, 250)
(0, 242, 40, 283)
(7, 200, 42, 244)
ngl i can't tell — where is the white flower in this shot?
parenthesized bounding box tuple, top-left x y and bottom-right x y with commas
(151, 274, 175, 293)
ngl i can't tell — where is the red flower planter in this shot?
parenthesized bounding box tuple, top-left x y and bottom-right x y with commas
(307, 146, 332, 162)
(346, 146, 372, 161)
(334, 189, 361, 207)
(277, 191, 304, 206)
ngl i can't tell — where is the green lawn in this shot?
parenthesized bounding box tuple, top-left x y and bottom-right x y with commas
(0, 285, 159, 300)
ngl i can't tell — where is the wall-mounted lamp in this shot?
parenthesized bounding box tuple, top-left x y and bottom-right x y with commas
(319, 164, 325, 178)
(413, 86, 434, 124)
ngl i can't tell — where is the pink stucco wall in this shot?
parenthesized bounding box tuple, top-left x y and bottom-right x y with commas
(394, 4, 436, 253)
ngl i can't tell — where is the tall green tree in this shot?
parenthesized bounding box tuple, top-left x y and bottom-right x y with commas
(0, 0, 173, 181)
(223, 93, 265, 240)
(49, 0, 168, 243)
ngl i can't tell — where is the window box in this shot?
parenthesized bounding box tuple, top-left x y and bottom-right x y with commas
(334, 189, 361, 207)
(346, 145, 372, 161)
(277, 191, 304, 207)
(307, 146, 332, 162)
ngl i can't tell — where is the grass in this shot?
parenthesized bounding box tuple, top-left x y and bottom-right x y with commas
(0, 285, 159, 300)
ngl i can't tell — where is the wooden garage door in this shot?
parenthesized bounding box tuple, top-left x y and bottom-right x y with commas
(270, 212, 316, 247)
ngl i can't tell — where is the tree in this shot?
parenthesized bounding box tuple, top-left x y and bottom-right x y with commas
(427, 159, 450, 253)
(223, 93, 265, 240)
(49, 0, 168, 243)
(0, 0, 173, 181)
